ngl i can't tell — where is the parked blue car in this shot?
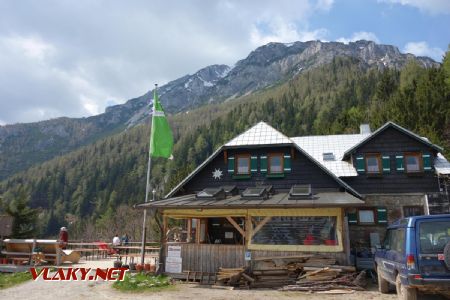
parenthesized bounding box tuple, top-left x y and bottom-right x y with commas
(374, 214, 450, 299)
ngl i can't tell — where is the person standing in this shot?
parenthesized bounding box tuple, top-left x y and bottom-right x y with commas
(59, 227, 69, 249)
(121, 234, 129, 255)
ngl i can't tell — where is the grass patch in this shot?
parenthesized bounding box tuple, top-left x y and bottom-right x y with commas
(113, 273, 174, 292)
(0, 272, 33, 289)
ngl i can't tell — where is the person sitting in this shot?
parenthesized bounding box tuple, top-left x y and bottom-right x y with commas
(113, 234, 121, 246)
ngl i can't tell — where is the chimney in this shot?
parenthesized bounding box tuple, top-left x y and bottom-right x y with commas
(360, 124, 371, 134)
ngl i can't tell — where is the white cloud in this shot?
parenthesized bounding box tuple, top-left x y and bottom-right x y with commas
(0, 0, 336, 124)
(250, 18, 328, 46)
(404, 41, 445, 61)
(315, 0, 334, 11)
(379, 0, 450, 14)
(5, 35, 55, 61)
(337, 31, 380, 44)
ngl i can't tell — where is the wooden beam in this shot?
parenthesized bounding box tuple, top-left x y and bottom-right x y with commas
(226, 216, 245, 237)
(163, 215, 168, 242)
(195, 219, 200, 244)
(251, 216, 271, 238)
(187, 219, 192, 243)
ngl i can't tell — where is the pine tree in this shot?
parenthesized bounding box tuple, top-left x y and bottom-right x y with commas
(5, 189, 38, 238)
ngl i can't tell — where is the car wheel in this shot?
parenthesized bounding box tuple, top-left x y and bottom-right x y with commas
(396, 274, 417, 300)
(377, 266, 390, 293)
(444, 241, 450, 269)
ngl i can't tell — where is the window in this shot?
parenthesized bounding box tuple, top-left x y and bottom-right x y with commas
(251, 216, 339, 246)
(403, 206, 423, 217)
(268, 153, 283, 174)
(419, 221, 450, 254)
(358, 209, 375, 224)
(405, 152, 422, 173)
(365, 154, 381, 174)
(236, 155, 250, 175)
(385, 229, 405, 253)
(348, 208, 387, 225)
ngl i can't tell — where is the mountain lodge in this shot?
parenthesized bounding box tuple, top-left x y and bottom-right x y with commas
(137, 121, 450, 274)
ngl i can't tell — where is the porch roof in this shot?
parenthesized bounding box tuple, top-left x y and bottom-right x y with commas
(135, 191, 364, 210)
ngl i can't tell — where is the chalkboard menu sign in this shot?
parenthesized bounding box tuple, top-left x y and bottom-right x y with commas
(251, 216, 337, 245)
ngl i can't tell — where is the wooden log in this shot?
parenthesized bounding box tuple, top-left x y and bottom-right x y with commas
(298, 267, 329, 279)
(241, 273, 255, 283)
(303, 266, 343, 272)
(253, 270, 289, 275)
(300, 263, 356, 272)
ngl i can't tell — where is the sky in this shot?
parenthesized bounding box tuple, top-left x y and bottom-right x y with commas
(0, 0, 449, 125)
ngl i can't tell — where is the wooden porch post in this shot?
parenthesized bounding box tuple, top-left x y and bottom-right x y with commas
(187, 218, 192, 242)
(196, 219, 200, 244)
(343, 210, 351, 265)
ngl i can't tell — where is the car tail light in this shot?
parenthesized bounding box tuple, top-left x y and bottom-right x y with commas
(407, 254, 416, 270)
(413, 274, 422, 279)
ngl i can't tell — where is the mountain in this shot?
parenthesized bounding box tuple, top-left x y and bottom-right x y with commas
(1, 54, 449, 238)
(0, 40, 440, 180)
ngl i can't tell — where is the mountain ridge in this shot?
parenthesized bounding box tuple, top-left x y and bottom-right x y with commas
(0, 40, 440, 180)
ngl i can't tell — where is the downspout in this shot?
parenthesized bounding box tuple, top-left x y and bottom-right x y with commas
(424, 194, 430, 215)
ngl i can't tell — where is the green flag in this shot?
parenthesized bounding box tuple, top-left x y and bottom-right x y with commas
(150, 89, 173, 158)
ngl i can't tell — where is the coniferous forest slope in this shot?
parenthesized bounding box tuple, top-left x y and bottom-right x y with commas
(1, 54, 449, 239)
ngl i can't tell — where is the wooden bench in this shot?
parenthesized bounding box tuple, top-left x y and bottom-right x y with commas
(3, 239, 81, 265)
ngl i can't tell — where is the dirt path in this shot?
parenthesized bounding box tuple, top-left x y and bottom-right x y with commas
(1, 279, 399, 300)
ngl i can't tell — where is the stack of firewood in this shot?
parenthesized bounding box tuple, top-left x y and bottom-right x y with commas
(251, 268, 298, 288)
(216, 267, 245, 284)
(214, 256, 367, 292)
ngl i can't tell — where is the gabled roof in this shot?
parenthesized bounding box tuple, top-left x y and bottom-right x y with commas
(165, 121, 362, 199)
(225, 121, 292, 147)
(343, 121, 443, 158)
(435, 153, 450, 175)
(291, 133, 370, 177)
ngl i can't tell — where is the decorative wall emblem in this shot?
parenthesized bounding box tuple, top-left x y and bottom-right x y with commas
(212, 168, 223, 180)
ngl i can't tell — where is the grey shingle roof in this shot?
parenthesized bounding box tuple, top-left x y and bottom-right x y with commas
(225, 121, 292, 147)
(291, 134, 370, 177)
(435, 153, 450, 175)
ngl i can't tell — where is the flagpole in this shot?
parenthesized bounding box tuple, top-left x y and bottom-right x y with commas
(140, 84, 158, 265)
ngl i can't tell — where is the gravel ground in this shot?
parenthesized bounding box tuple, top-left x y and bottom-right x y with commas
(1, 279, 400, 300)
(0, 259, 445, 300)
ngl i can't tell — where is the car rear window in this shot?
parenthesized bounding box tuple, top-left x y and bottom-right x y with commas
(419, 221, 450, 254)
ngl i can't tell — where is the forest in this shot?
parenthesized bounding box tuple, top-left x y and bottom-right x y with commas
(1, 52, 449, 242)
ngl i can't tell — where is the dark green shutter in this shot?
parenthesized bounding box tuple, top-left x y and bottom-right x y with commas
(422, 153, 432, 171)
(348, 212, 357, 224)
(382, 155, 391, 173)
(396, 155, 404, 172)
(260, 155, 267, 174)
(284, 154, 291, 172)
(356, 155, 365, 173)
(227, 156, 235, 174)
(250, 156, 258, 173)
(377, 208, 388, 224)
